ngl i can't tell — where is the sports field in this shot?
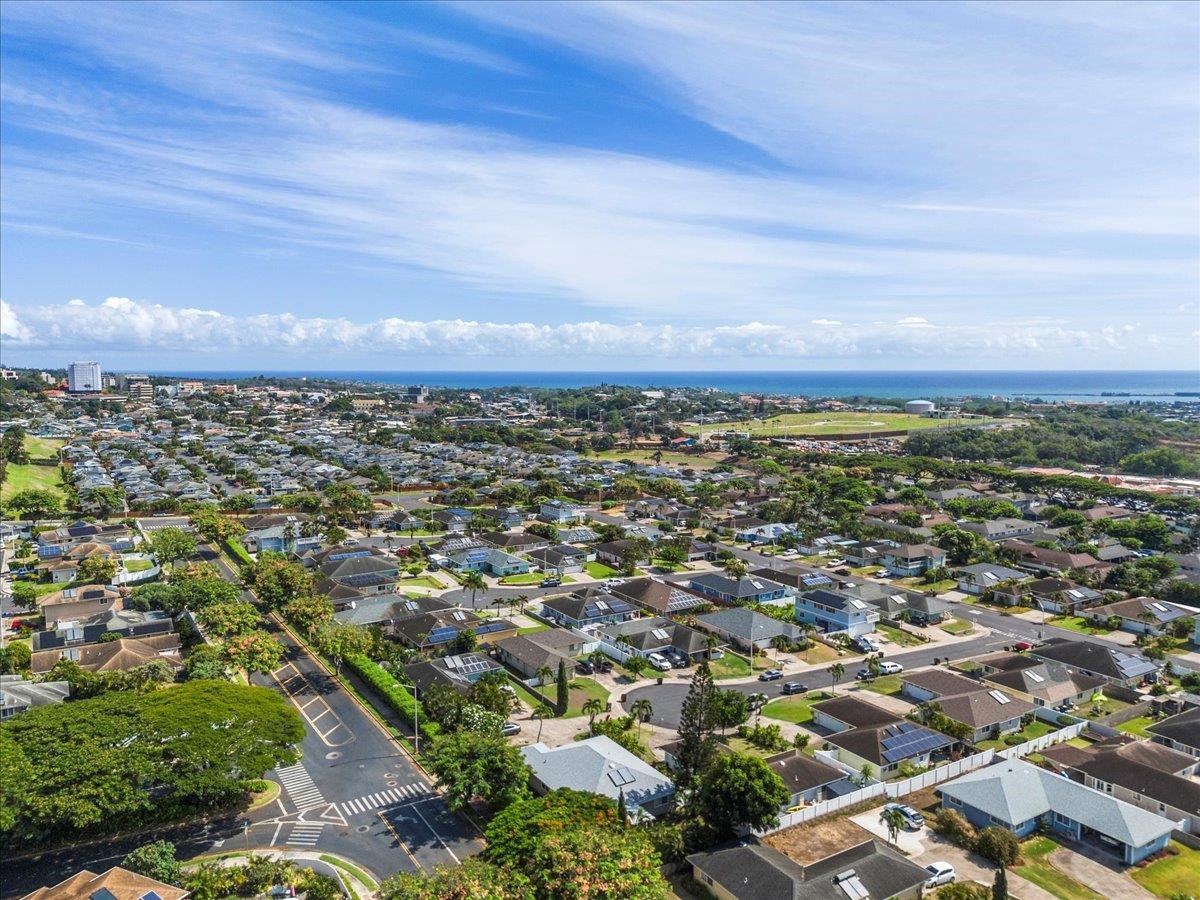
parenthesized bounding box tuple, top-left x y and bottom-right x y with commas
(686, 411, 962, 437)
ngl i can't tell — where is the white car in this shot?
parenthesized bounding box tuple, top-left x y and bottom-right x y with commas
(878, 661, 904, 675)
(603, 578, 625, 588)
(923, 862, 955, 888)
(646, 652, 672, 672)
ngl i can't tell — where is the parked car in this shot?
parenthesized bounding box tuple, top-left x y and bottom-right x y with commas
(878, 661, 904, 675)
(1013, 641, 1034, 652)
(758, 669, 783, 682)
(501, 722, 521, 736)
(576, 660, 595, 674)
(603, 578, 625, 588)
(344, 538, 360, 545)
(780, 682, 807, 695)
(854, 636, 882, 653)
(540, 577, 562, 587)
(597, 660, 614, 674)
(647, 652, 672, 672)
(923, 862, 955, 888)
(855, 668, 874, 681)
(884, 803, 925, 829)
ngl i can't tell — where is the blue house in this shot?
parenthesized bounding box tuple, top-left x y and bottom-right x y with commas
(688, 573, 789, 605)
(446, 547, 530, 577)
(938, 759, 1176, 865)
(794, 588, 881, 638)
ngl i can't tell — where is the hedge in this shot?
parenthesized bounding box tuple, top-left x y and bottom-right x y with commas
(344, 651, 441, 744)
(224, 538, 253, 566)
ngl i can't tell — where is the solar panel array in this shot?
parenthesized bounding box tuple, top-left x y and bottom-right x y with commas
(444, 653, 495, 678)
(607, 766, 636, 787)
(584, 596, 634, 618)
(880, 721, 952, 763)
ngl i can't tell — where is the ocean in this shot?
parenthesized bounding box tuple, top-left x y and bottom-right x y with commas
(154, 370, 1200, 402)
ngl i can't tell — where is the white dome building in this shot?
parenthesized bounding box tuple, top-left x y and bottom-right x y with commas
(904, 399, 936, 416)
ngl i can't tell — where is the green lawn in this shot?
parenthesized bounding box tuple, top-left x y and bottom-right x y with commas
(792, 641, 841, 665)
(876, 623, 925, 647)
(517, 623, 551, 635)
(23, 436, 65, 458)
(975, 719, 1056, 750)
(861, 675, 903, 696)
(1049, 615, 1114, 636)
(683, 412, 980, 437)
(761, 691, 831, 725)
(650, 558, 685, 572)
(708, 653, 752, 680)
(1, 462, 67, 504)
(399, 576, 443, 589)
(1014, 837, 1104, 900)
(122, 559, 154, 573)
(499, 572, 575, 585)
(561, 677, 610, 719)
(1117, 715, 1156, 738)
(584, 561, 621, 579)
(850, 565, 885, 577)
(1131, 841, 1200, 898)
(940, 618, 975, 635)
(589, 449, 729, 470)
(721, 735, 777, 758)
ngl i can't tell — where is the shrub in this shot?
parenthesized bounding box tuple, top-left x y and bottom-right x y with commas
(1003, 734, 1024, 746)
(932, 808, 976, 848)
(344, 652, 441, 745)
(1056, 715, 1075, 726)
(973, 826, 1021, 868)
(936, 884, 990, 900)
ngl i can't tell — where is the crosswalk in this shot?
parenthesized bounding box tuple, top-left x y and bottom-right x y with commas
(340, 783, 430, 816)
(286, 822, 325, 847)
(275, 763, 326, 810)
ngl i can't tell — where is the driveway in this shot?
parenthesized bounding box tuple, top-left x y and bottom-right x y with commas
(1047, 845, 1154, 899)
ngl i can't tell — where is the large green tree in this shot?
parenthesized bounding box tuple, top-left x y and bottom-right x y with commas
(122, 840, 183, 886)
(221, 630, 285, 676)
(380, 858, 531, 900)
(426, 731, 530, 812)
(696, 752, 790, 837)
(150, 527, 198, 568)
(674, 660, 719, 785)
(196, 600, 261, 639)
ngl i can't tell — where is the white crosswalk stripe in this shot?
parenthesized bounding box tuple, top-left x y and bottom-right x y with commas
(339, 783, 429, 817)
(286, 822, 325, 847)
(275, 763, 326, 810)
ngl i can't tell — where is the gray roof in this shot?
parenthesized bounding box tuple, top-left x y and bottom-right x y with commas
(520, 735, 674, 809)
(1031, 638, 1159, 681)
(691, 572, 788, 599)
(938, 759, 1177, 847)
(696, 607, 804, 642)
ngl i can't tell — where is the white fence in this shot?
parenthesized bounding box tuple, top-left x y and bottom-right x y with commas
(114, 564, 161, 584)
(758, 719, 1089, 835)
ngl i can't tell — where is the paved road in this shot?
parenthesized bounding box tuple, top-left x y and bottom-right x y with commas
(623, 631, 1010, 730)
(201, 545, 484, 878)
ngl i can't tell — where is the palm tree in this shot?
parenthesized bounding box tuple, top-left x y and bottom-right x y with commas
(624, 655, 650, 680)
(515, 593, 529, 615)
(535, 665, 555, 689)
(723, 557, 748, 579)
(630, 698, 653, 738)
(828, 662, 846, 695)
(880, 806, 905, 847)
(867, 654, 883, 679)
(462, 571, 487, 605)
(583, 698, 604, 733)
(532, 702, 553, 741)
(705, 634, 721, 660)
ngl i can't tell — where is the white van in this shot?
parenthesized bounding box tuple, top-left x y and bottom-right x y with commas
(646, 653, 672, 672)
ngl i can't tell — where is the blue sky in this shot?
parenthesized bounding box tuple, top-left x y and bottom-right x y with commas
(1, 0, 1197, 372)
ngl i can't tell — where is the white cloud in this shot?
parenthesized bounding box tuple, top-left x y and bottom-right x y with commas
(2, 296, 1178, 364)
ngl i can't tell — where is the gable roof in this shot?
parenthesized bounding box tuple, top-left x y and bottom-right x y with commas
(1146, 706, 1200, 749)
(811, 695, 899, 729)
(521, 735, 674, 808)
(20, 866, 188, 900)
(611, 577, 706, 614)
(1031, 638, 1158, 681)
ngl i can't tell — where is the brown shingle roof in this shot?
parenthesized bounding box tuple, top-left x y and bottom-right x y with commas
(21, 867, 189, 900)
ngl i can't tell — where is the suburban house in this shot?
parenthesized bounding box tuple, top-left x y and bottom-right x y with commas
(521, 735, 675, 818)
(480, 531, 550, 554)
(334, 595, 455, 628)
(686, 839, 929, 900)
(403, 652, 506, 697)
(539, 588, 638, 629)
(1041, 738, 1200, 834)
(36, 522, 134, 558)
(0, 674, 69, 720)
(431, 507, 473, 533)
(794, 587, 881, 637)
(999, 540, 1104, 575)
(854, 585, 950, 625)
(810, 695, 900, 734)
(688, 572, 790, 605)
(306, 546, 400, 595)
(526, 543, 594, 576)
(30, 633, 182, 676)
(389, 609, 518, 650)
(899, 669, 1036, 742)
(1030, 638, 1159, 687)
(953, 562, 1028, 596)
(1146, 707, 1200, 758)
(938, 759, 1177, 864)
(1085, 596, 1194, 636)
(474, 506, 526, 530)
(735, 523, 796, 545)
(749, 566, 834, 594)
(538, 499, 586, 523)
(959, 517, 1040, 542)
(880, 544, 946, 577)
(600, 617, 713, 661)
(611, 577, 707, 615)
(840, 540, 894, 567)
(765, 750, 854, 809)
(19, 866, 190, 900)
(989, 576, 1103, 612)
(695, 607, 807, 652)
(824, 719, 955, 779)
(592, 539, 652, 568)
(975, 651, 1106, 709)
(494, 630, 587, 682)
(38, 542, 121, 584)
(37, 584, 123, 630)
(444, 546, 530, 577)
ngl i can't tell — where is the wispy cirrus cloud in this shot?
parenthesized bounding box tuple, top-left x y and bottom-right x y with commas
(0, 2, 1196, 367)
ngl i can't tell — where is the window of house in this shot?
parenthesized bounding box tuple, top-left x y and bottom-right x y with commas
(1054, 812, 1073, 827)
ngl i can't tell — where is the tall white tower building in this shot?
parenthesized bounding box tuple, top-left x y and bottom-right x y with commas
(67, 361, 102, 393)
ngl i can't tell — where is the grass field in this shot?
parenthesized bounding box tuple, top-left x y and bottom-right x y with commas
(1117, 715, 1156, 738)
(1131, 841, 1200, 898)
(589, 449, 733, 469)
(1049, 615, 1114, 636)
(584, 561, 621, 579)
(761, 691, 831, 724)
(1, 435, 67, 505)
(685, 412, 981, 438)
(876, 623, 925, 647)
(499, 572, 574, 585)
(562, 677, 611, 719)
(709, 653, 752, 680)
(975, 719, 1055, 750)
(1014, 837, 1104, 900)
(940, 618, 976, 635)
(860, 675, 903, 696)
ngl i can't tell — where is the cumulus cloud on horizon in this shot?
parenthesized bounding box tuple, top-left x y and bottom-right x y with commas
(0, 296, 1160, 363)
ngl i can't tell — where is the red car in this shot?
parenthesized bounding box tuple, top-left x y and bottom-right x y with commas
(1013, 641, 1033, 652)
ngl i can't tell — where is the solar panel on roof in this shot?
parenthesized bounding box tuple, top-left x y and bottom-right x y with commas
(1027, 671, 1045, 683)
(1151, 602, 1168, 612)
(651, 628, 671, 640)
(452, 611, 468, 621)
(850, 599, 867, 610)
(983, 572, 998, 582)
(140, 892, 163, 900)
(988, 689, 1012, 704)
(835, 874, 869, 900)
(596, 600, 609, 611)
(444, 655, 461, 670)
(1068, 589, 1084, 599)
(608, 766, 636, 787)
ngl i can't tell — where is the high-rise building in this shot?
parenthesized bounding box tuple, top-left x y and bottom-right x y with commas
(67, 361, 102, 393)
(122, 374, 154, 401)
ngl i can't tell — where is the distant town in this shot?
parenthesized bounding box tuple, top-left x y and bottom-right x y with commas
(2, 362, 1199, 900)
